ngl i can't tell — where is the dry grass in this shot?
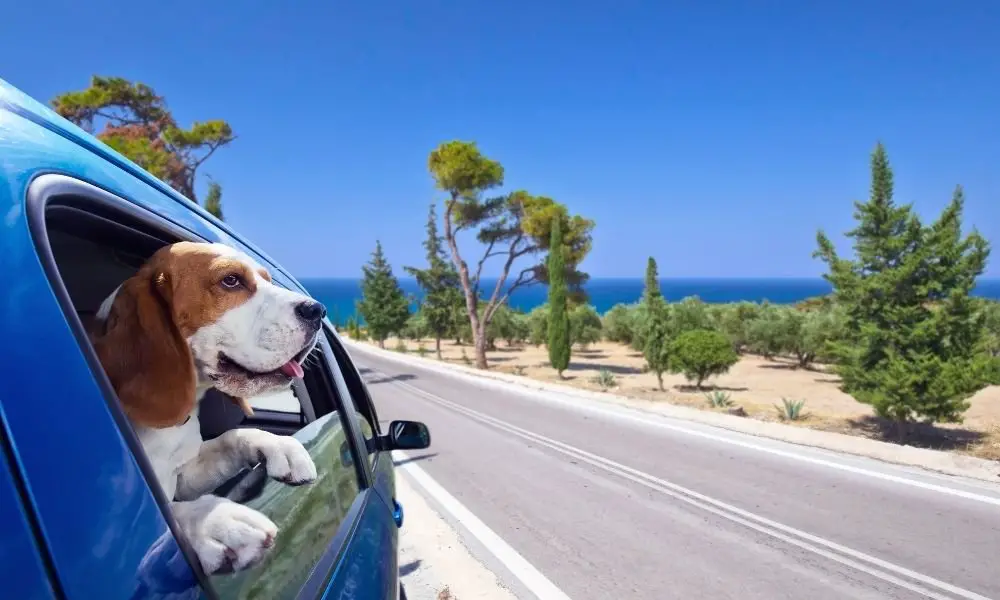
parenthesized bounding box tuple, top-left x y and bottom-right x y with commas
(370, 336, 1000, 461)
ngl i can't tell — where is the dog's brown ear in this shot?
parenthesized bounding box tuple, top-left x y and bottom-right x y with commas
(92, 263, 196, 428)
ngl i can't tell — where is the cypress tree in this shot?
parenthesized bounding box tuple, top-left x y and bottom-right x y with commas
(815, 143, 999, 440)
(357, 241, 410, 348)
(644, 257, 662, 303)
(405, 204, 463, 359)
(547, 219, 571, 376)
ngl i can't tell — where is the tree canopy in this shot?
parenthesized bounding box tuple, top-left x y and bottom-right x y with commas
(52, 76, 235, 217)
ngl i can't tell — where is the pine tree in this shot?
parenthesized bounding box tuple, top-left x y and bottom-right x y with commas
(644, 257, 662, 303)
(815, 143, 999, 439)
(547, 219, 571, 376)
(405, 204, 464, 359)
(357, 241, 410, 348)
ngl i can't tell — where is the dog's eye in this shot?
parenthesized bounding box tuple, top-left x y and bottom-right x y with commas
(221, 274, 242, 289)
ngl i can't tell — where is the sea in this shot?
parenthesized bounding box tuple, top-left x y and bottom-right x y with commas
(301, 277, 1000, 326)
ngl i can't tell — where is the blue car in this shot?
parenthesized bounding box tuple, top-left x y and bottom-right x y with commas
(0, 77, 430, 600)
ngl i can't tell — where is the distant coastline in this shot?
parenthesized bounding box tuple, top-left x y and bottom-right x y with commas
(302, 277, 1000, 325)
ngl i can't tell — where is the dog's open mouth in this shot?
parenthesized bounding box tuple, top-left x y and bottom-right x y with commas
(218, 351, 306, 380)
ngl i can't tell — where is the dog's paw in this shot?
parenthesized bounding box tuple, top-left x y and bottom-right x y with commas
(255, 435, 318, 486)
(172, 496, 278, 575)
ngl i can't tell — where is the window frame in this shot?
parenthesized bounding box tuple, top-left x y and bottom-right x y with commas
(26, 173, 373, 597)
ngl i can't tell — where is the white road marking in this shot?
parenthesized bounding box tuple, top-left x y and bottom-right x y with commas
(395, 449, 573, 600)
(355, 347, 1000, 506)
(381, 369, 993, 600)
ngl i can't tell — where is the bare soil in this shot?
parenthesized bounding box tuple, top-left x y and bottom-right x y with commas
(368, 337, 1000, 461)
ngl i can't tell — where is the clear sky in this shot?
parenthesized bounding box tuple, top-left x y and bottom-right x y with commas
(2, 1, 997, 278)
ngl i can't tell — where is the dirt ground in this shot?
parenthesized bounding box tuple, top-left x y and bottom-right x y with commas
(364, 337, 1000, 461)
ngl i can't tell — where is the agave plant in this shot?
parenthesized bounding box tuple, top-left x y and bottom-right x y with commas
(593, 368, 617, 391)
(775, 397, 807, 421)
(705, 390, 734, 408)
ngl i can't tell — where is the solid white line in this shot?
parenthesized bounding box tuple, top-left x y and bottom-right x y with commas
(394, 449, 573, 600)
(385, 372, 993, 600)
(356, 348, 1000, 507)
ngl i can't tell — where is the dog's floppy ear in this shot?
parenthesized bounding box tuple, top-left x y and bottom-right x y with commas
(92, 262, 196, 428)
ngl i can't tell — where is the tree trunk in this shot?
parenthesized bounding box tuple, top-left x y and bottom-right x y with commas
(378, 338, 385, 349)
(435, 337, 442, 361)
(696, 375, 705, 390)
(656, 372, 664, 391)
(474, 325, 489, 369)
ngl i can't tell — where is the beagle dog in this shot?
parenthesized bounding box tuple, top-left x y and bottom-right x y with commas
(90, 241, 323, 575)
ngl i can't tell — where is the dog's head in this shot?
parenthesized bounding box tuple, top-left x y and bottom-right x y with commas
(92, 241, 324, 428)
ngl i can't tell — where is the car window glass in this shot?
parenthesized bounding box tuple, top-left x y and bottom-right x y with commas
(207, 345, 362, 599)
(323, 331, 377, 465)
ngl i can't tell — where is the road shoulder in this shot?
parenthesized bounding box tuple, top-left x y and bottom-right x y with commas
(346, 338, 1000, 483)
(396, 462, 521, 600)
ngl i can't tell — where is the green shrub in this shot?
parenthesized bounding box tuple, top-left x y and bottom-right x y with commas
(570, 305, 603, 349)
(602, 303, 638, 344)
(490, 304, 530, 346)
(593, 368, 616, 390)
(527, 304, 549, 347)
(401, 311, 429, 341)
(670, 296, 713, 335)
(669, 329, 739, 389)
(393, 339, 408, 353)
(416, 342, 428, 357)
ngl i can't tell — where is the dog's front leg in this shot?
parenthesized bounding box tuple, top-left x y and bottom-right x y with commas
(170, 495, 278, 575)
(174, 429, 317, 501)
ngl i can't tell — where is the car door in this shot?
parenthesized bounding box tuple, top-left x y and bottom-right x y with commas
(5, 146, 397, 600)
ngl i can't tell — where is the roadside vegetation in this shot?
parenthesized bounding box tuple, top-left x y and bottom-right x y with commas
(355, 142, 1000, 458)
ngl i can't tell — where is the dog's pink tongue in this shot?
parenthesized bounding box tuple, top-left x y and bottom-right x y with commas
(280, 361, 304, 379)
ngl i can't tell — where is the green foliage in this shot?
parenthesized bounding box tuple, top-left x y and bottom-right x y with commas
(670, 296, 712, 336)
(489, 304, 530, 346)
(775, 398, 807, 421)
(203, 180, 223, 220)
(981, 300, 1000, 357)
(644, 257, 662, 303)
(527, 304, 549, 346)
(427, 140, 595, 369)
(357, 241, 410, 348)
(401, 312, 429, 341)
(570, 304, 603, 349)
(710, 301, 761, 353)
(404, 204, 464, 358)
(602, 303, 638, 344)
(642, 297, 672, 390)
(393, 339, 408, 353)
(547, 219, 572, 375)
(345, 315, 365, 341)
(746, 302, 787, 359)
(814, 143, 999, 433)
(705, 390, 734, 408)
(52, 76, 235, 213)
(669, 329, 739, 389)
(593, 369, 617, 391)
(416, 342, 428, 357)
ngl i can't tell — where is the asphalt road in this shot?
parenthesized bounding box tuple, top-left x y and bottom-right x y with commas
(351, 346, 1000, 600)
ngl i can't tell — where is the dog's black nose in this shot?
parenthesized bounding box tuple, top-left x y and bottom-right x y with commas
(295, 300, 326, 323)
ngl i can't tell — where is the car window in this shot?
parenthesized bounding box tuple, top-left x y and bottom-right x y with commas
(33, 185, 365, 600)
(323, 329, 378, 466)
(208, 340, 363, 599)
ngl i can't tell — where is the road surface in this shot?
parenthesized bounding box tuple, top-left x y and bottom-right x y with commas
(352, 346, 1000, 600)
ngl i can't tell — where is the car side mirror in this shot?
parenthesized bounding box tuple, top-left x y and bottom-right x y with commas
(381, 420, 431, 451)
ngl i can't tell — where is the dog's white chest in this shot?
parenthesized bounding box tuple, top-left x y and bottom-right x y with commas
(134, 413, 202, 500)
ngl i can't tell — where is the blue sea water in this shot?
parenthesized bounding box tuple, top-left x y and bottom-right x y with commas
(301, 277, 1000, 326)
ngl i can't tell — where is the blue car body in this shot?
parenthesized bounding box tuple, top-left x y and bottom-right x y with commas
(0, 78, 411, 600)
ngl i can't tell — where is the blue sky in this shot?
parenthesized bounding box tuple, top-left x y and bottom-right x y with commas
(2, 1, 997, 278)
